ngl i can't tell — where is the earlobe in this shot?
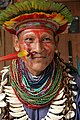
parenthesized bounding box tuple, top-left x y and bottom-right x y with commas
(15, 47, 20, 52)
(13, 35, 20, 52)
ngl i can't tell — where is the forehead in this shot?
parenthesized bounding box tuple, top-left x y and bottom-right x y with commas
(19, 28, 54, 36)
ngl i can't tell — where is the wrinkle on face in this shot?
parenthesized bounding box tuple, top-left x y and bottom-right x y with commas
(15, 28, 57, 75)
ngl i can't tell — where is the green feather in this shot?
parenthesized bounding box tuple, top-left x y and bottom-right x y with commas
(0, 0, 73, 27)
(55, 3, 64, 12)
(0, 10, 10, 22)
(20, 1, 32, 11)
(40, 1, 51, 11)
(14, 2, 25, 13)
(60, 7, 73, 22)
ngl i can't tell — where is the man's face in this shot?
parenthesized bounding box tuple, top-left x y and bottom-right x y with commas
(15, 28, 56, 75)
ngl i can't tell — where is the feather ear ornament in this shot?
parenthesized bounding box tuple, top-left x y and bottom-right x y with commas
(0, 50, 29, 62)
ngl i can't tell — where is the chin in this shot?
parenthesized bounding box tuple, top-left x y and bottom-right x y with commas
(32, 64, 48, 72)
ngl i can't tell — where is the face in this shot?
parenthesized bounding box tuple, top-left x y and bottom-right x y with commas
(14, 28, 56, 75)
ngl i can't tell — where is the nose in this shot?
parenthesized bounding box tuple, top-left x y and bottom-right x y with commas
(33, 41, 44, 53)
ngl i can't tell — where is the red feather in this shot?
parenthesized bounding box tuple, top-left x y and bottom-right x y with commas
(0, 52, 19, 62)
(0, 50, 36, 62)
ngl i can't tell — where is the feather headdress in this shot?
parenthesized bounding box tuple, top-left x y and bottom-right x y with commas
(0, 0, 73, 34)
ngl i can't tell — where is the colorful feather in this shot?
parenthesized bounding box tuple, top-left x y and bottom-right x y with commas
(0, 0, 73, 29)
(0, 50, 29, 62)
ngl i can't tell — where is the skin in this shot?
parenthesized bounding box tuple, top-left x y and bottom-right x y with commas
(14, 28, 57, 76)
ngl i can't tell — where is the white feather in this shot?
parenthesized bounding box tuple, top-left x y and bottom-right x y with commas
(4, 86, 17, 98)
(9, 106, 24, 112)
(3, 66, 10, 69)
(0, 69, 9, 81)
(0, 100, 6, 107)
(54, 90, 64, 100)
(50, 104, 65, 109)
(46, 112, 63, 120)
(42, 116, 51, 120)
(28, 118, 31, 120)
(6, 96, 19, 100)
(49, 107, 64, 114)
(52, 98, 67, 105)
(4, 88, 14, 93)
(6, 97, 21, 104)
(9, 111, 26, 117)
(0, 93, 5, 101)
(14, 115, 28, 120)
(69, 80, 77, 85)
(59, 87, 64, 94)
(5, 92, 16, 97)
(0, 68, 9, 73)
(65, 110, 75, 119)
(10, 103, 23, 107)
(1, 78, 7, 86)
(72, 91, 77, 96)
(4, 85, 13, 90)
(0, 108, 1, 114)
(68, 74, 73, 78)
(72, 103, 76, 109)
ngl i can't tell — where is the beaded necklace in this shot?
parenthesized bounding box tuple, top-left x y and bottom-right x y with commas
(9, 58, 63, 109)
(0, 61, 77, 120)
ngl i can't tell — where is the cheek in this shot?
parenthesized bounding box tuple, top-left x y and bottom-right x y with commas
(29, 61, 33, 66)
(44, 43, 55, 56)
(19, 43, 31, 51)
(19, 35, 31, 51)
(24, 43, 31, 50)
(43, 44, 55, 65)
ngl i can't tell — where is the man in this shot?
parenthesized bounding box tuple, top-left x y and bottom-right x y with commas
(0, 0, 80, 119)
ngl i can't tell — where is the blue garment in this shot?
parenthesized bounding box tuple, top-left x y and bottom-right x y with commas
(75, 75, 80, 120)
(75, 91, 80, 120)
(24, 105, 49, 120)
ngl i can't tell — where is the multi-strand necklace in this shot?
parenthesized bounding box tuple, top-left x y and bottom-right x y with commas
(1, 57, 77, 119)
(9, 58, 63, 109)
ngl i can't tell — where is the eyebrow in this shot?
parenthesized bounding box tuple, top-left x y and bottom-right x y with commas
(17, 31, 55, 40)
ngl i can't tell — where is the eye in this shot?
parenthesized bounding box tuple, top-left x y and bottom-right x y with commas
(24, 38, 33, 43)
(42, 37, 53, 43)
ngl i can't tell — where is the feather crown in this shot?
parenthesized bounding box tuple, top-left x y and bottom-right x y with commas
(0, 0, 73, 34)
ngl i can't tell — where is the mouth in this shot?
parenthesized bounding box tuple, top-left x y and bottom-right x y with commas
(32, 56, 46, 61)
(33, 56, 46, 58)
(27, 52, 46, 59)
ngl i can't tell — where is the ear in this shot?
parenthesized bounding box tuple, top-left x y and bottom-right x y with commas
(54, 35, 59, 54)
(13, 35, 20, 52)
(54, 35, 59, 47)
